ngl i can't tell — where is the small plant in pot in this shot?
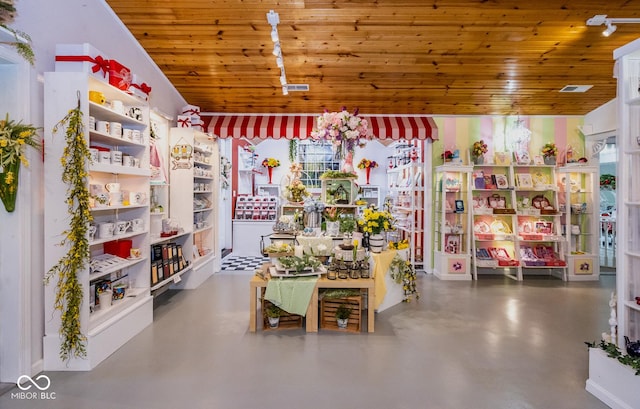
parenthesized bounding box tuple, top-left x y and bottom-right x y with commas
(265, 304, 282, 328)
(335, 304, 352, 329)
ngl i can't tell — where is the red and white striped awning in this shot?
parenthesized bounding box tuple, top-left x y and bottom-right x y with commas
(207, 114, 438, 141)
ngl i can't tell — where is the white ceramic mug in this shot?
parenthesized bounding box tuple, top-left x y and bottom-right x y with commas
(109, 121, 122, 138)
(111, 100, 124, 114)
(89, 148, 99, 163)
(130, 248, 142, 259)
(114, 220, 131, 235)
(88, 116, 96, 130)
(122, 129, 133, 141)
(96, 121, 110, 134)
(131, 130, 142, 143)
(109, 191, 124, 206)
(99, 151, 111, 164)
(88, 224, 97, 241)
(110, 150, 122, 165)
(132, 192, 147, 205)
(131, 218, 144, 232)
(98, 222, 115, 239)
(94, 192, 110, 208)
(122, 155, 133, 167)
(105, 182, 120, 192)
(133, 158, 140, 168)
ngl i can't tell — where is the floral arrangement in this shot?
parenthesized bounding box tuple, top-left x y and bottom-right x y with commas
(541, 142, 558, 158)
(357, 158, 378, 169)
(285, 179, 308, 202)
(303, 196, 325, 214)
(358, 208, 394, 235)
(0, 113, 41, 212)
(44, 98, 91, 361)
(600, 174, 616, 190)
(308, 242, 331, 257)
(262, 157, 280, 168)
(323, 206, 341, 222)
(278, 254, 322, 274)
(310, 107, 370, 158)
(472, 140, 488, 157)
(263, 241, 293, 254)
(320, 170, 357, 179)
(388, 239, 410, 250)
(441, 150, 454, 160)
(389, 254, 419, 302)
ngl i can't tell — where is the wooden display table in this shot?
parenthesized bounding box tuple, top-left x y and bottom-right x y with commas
(249, 268, 375, 333)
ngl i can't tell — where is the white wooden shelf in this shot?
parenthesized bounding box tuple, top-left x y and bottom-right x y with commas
(150, 265, 193, 292)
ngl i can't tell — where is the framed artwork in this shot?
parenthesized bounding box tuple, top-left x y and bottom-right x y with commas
(534, 221, 553, 235)
(533, 155, 544, 165)
(494, 151, 511, 165)
(454, 199, 464, 213)
(516, 173, 533, 188)
(494, 174, 509, 189)
(515, 151, 531, 165)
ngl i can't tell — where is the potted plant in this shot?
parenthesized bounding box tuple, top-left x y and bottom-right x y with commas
(471, 140, 488, 164)
(541, 142, 558, 165)
(265, 304, 282, 328)
(324, 206, 341, 236)
(335, 304, 352, 329)
(357, 208, 394, 253)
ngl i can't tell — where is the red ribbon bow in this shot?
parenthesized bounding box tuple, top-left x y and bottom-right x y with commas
(55, 55, 109, 77)
(131, 82, 152, 95)
(177, 118, 191, 127)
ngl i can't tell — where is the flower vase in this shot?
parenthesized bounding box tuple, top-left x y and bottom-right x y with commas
(0, 160, 20, 213)
(267, 167, 273, 184)
(365, 167, 371, 184)
(544, 156, 556, 165)
(473, 155, 484, 165)
(369, 233, 385, 253)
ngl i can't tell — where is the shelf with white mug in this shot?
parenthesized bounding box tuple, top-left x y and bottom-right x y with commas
(90, 101, 147, 127)
(90, 162, 151, 176)
(89, 255, 147, 282)
(91, 203, 148, 212)
(88, 287, 150, 334)
(90, 130, 146, 147)
(90, 229, 148, 246)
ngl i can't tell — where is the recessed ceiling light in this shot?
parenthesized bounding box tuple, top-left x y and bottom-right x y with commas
(559, 85, 593, 93)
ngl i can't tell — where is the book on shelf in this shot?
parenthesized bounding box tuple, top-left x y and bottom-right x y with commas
(473, 170, 485, 189)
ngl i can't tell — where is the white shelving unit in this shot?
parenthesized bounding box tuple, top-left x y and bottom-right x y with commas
(470, 163, 567, 281)
(557, 165, 600, 281)
(358, 185, 381, 208)
(169, 127, 220, 289)
(613, 39, 640, 349)
(43, 72, 153, 370)
(433, 165, 473, 280)
(387, 161, 424, 267)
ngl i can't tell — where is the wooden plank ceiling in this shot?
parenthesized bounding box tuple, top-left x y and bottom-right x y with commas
(106, 0, 640, 116)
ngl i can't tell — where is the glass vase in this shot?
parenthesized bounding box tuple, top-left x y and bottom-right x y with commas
(0, 160, 20, 213)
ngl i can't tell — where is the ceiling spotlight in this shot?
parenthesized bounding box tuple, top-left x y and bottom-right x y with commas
(271, 27, 279, 43)
(603, 22, 617, 37)
(282, 86, 289, 96)
(272, 43, 281, 57)
(586, 14, 640, 37)
(280, 75, 287, 86)
(276, 56, 284, 68)
(266, 10, 279, 26)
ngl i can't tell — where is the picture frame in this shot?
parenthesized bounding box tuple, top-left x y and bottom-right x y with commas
(494, 174, 509, 189)
(515, 150, 531, 165)
(445, 234, 461, 254)
(454, 199, 464, 213)
(494, 151, 511, 165)
(534, 221, 553, 235)
(516, 173, 533, 188)
(533, 155, 544, 165)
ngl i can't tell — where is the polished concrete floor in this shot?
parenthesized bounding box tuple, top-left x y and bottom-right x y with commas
(1, 272, 613, 409)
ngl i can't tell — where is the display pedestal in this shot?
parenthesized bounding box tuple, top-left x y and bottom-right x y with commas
(372, 249, 406, 313)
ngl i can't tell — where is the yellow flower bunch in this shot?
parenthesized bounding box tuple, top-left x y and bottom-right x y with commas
(358, 208, 394, 235)
(388, 239, 410, 250)
(0, 113, 40, 169)
(357, 158, 378, 169)
(472, 140, 488, 157)
(262, 157, 280, 168)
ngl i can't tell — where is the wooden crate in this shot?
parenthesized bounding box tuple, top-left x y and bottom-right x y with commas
(320, 295, 362, 333)
(261, 298, 303, 331)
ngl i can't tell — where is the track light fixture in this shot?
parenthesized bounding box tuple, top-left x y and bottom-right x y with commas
(586, 14, 640, 37)
(267, 10, 289, 95)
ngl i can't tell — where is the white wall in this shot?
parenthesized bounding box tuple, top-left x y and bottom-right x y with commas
(7, 0, 187, 377)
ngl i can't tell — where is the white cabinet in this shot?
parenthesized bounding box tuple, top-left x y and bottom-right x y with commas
(613, 39, 640, 349)
(43, 72, 152, 370)
(169, 127, 220, 289)
(557, 165, 600, 281)
(433, 165, 473, 280)
(357, 185, 381, 208)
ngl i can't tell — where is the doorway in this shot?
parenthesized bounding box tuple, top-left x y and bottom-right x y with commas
(598, 139, 616, 271)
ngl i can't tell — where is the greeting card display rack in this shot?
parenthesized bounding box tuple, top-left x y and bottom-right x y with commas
(433, 165, 473, 280)
(470, 162, 568, 280)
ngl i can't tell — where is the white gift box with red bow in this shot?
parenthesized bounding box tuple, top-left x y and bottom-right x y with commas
(128, 74, 152, 101)
(181, 104, 200, 116)
(177, 115, 192, 128)
(54, 43, 110, 82)
(108, 60, 133, 91)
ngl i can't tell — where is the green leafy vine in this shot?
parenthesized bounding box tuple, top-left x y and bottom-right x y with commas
(585, 340, 640, 376)
(44, 94, 92, 361)
(389, 254, 419, 302)
(0, 24, 35, 65)
(288, 139, 297, 162)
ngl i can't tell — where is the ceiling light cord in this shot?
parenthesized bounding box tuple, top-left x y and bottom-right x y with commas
(586, 14, 640, 36)
(267, 10, 287, 95)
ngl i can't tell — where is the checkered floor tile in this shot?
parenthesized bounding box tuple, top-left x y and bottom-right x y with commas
(221, 255, 269, 271)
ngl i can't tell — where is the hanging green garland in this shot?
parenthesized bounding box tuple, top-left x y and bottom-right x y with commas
(44, 94, 92, 361)
(389, 254, 419, 302)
